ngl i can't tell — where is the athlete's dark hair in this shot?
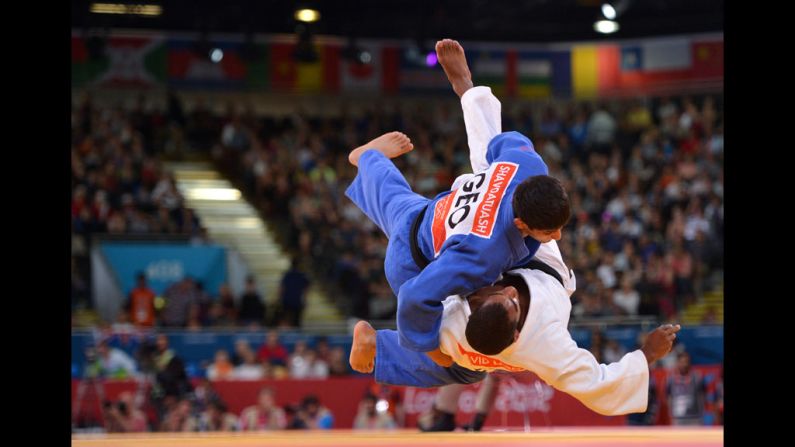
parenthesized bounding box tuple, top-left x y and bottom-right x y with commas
(465, 302, 516, 355)
(512, 175, 571, 230)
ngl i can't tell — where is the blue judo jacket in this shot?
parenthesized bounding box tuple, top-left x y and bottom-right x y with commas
(399, 131, 549, 352)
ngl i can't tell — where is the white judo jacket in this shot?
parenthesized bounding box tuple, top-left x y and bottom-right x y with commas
(437, 240, 650, 415)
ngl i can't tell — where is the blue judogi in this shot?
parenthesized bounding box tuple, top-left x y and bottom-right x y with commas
(345, 131, 548, 353)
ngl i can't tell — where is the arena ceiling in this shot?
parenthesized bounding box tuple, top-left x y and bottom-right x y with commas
(72, 0, 724, 43)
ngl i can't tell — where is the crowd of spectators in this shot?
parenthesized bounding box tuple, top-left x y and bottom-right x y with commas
(211, 93, 724, 322)
(75, 327, 721, 432)
(120, 270, 307, 330)
(75, 329, 362, 432)
(80, 329, 350, 383)
(72, 80, 723, 434)
(71, 93, 206, 312)
(93, 384, 341, 433)
(72, 90, 723, 324)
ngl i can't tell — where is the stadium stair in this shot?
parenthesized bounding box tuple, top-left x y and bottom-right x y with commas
(680, 285, 723, 325)
(166, 161, 343, 327)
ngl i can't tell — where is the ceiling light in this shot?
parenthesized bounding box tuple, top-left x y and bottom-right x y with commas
(594, 20, 620, 34)
(90, 3, 162, 16)
(601, 3, 617, 20)
(294, 9, 320, 23)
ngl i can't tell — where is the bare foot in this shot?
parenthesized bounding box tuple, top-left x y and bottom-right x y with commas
(436, 39, 473, 98)
(349, 320, 377, 373)
(348, 131, 414, 166)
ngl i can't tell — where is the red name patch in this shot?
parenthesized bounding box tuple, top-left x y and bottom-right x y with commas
(431, 193, 455, 256)
(456, 342, 523, 372)
(471, 163, 518, 238)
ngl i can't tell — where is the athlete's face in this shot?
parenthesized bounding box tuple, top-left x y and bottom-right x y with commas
(513, 218, 563, 243)
(468, 284, 521, 329)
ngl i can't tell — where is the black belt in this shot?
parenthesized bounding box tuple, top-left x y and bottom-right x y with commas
(518, 259, 564, 286)
(410, 205, 431, 269)
(410, 203, 564, 288)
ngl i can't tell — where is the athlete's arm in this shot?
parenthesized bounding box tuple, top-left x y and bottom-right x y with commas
(396, 236, 512, 352)
(522, 321, 654, 415)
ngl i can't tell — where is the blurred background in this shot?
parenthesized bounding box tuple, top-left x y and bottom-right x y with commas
(70, 0, 724, 434)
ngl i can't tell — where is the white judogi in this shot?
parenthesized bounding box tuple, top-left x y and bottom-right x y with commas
(437, 240, 650, 416)
(371, 86, 647, 415)
(452, 86, 503, 190)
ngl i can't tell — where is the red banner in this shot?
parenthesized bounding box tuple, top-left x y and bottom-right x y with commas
(72, 366, 721, 429)
(400, 372, 626, 428)
(72, 377, 373, 429)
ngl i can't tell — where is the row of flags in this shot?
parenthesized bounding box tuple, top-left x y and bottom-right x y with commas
(72, 33, 723, 98)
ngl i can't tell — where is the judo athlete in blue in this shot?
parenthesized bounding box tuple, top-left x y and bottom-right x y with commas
(345, 39, 571, 383)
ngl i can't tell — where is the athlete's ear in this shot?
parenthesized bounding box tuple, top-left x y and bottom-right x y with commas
(513, 330, 520, 342)
(513, 218, 530, 235)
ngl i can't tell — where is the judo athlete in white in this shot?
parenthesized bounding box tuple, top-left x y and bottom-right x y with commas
(351, 238, 680, 415)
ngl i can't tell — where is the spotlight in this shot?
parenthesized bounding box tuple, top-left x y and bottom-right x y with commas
(358, 50, 372, 64)
(210, 48, 223, 63)
(601, 3, 616, 20)
(90, 2, 162, 16)
(425, 52, 437, 67)
(594, 20, 620, 34)
(601, 0, 631, 20)
(294, 8, 320, 23)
